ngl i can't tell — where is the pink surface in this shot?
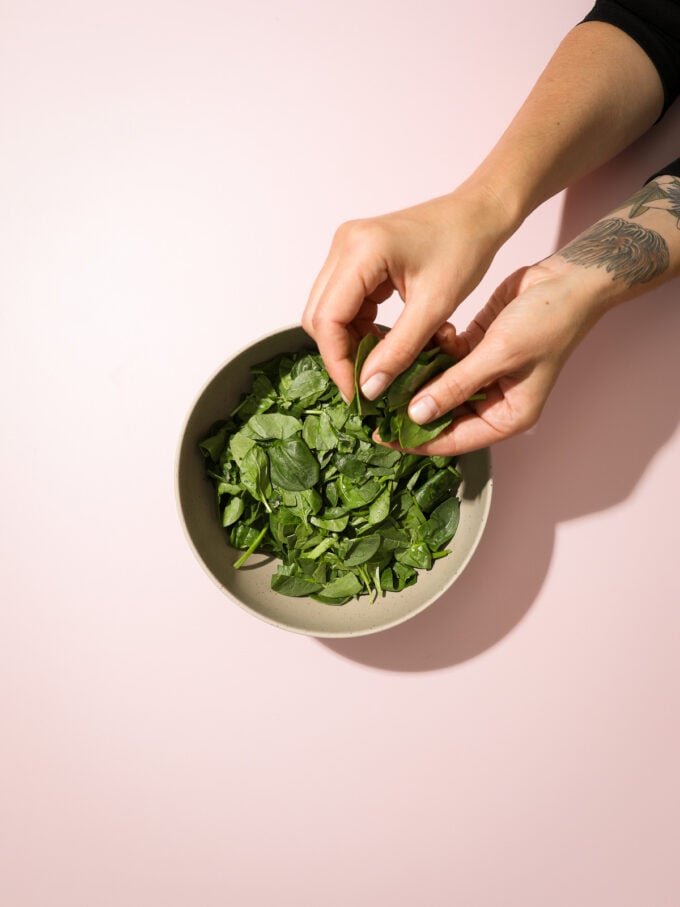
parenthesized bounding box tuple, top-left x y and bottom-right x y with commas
(2, 1, 679, 905)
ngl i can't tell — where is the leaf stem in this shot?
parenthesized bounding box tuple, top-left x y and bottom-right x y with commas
(233, 526, 268, 570)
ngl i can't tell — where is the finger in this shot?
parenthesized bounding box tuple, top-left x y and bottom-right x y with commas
(456, 267, 529, 352)
(359, 282, 455, 400)
(312, 258, 389, 400)
(407, 338, 516, 424)
(302, 250, 340, 339)
(434, 322, 470, 361)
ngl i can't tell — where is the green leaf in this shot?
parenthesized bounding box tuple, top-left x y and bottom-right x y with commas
(344, 534, 381, 566)
(397, 408, 452, 448)
(222, 496, 245, 527)
(386, 350, 454, 408)
(286, 370, 329, 402)
(396, 542, 433, 570)
(421, 497, 460, 550)
(319, 572, 363, 599)
(352, 333, 381, 416)
(413, 468, 461, 513)
(271, 569, 323, 597)
(311, 508, 350, 533)
(268, 437, 320, 491)
(229, 431, 256, 466)
(199, 424, 229, 462)
(368, 487, 391, 525)
(240, 445, 271, 508)
(245, 413, 303, 440)
(338, 475, 382, 509)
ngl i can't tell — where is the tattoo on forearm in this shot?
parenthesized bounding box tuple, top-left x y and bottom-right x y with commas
(613, 176, 680, 224)
(560, 217, 669, 287)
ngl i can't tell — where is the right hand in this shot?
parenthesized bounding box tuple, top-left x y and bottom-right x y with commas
(301, 184, 519, 402)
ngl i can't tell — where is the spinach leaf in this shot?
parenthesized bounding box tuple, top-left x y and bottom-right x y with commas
(318, 572, 363, 600)
(351, 333, 381, 416)
(269, 437, 319, 491)
(222, 496, 245, 527)
(287, 369, 328, 402)
(386, 351, 454, 408)
(344, 535, 381, 566)
(245, 413, 303, 440)
(420, 497, 460, 551)
(240, 446, 271, 510)
(271, 569, 324, 597)
(413, 468, 461, 513)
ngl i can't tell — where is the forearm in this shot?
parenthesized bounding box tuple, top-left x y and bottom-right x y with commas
(547, 174, 680, 316)
(462, 21, 664, 230)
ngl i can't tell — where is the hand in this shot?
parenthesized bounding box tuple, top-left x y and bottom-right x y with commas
(302, 184, 519, 402)
(389, 256, 607, 455)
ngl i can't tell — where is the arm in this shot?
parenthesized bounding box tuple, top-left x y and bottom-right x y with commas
(461, 20, 664, 227)
(303, 15, 666, 403)
(399, 173, 680, 455)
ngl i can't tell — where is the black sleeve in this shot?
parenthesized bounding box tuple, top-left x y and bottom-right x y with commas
(647, 157, 680, 182)
(581, 1, 680, 116)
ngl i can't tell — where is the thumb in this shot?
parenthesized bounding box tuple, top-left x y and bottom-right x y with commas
(407, 336, 514, 424)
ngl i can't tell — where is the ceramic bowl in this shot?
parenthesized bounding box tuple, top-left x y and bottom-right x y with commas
(176, 325, 492, 637)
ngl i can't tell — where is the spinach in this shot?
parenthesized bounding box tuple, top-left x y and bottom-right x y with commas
(268, 437, 319, 491)
(199, 332, 468, 604)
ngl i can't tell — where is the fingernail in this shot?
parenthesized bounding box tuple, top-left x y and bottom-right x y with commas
(340, 390, 351, 405)
(409, 396, 437, 424)
(361, 371, 390, 400)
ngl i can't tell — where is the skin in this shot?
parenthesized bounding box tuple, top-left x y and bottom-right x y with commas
(302, 21, 669, 454)
(388, 176, 680, 454)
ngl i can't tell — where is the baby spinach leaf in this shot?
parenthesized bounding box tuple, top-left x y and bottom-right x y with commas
(269, 437, 319, 491)
(240, 446, 271, 509)
(222, 496, 245, 527)
(368, 487, 391, 525)
(245, 413, 303, 440)
(271, 570, 324, 597)
(413, 468, 461, 513)
(319, 572, 363, 600)
(396, 542, 433, 571)
(397, 408, 453, 449)
(352, 333, 381, 416)
(311, 508, 350, 533)
(286, 369, 328, 402)
(338, 475, 382, 509)
(421, 497, 460, 551)
(344, 534, 381, 566)
(199, 423, 230, 462)
(386, 350, 454, 408)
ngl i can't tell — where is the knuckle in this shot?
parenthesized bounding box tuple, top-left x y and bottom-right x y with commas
(309, 309, 327, 333)
(437, 369, 470, 406)
(384, 334, 421, 371)
(482, 331, 525, 372)
(513, 409, 537, 435)
(336, 218, 386, 254)
(485, 331, 515, 361)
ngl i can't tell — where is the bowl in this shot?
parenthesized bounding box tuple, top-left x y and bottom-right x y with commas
(176, 325, 492, 637)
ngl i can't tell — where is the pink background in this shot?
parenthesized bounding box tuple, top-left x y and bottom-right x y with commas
(2, 1, 679, 904)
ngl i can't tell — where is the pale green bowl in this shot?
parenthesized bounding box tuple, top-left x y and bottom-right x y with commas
(176, 325, 493, 638)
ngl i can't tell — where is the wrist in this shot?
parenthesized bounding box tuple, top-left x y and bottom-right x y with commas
(448, 177, 524, 248)
(530, 252, 620, 327)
